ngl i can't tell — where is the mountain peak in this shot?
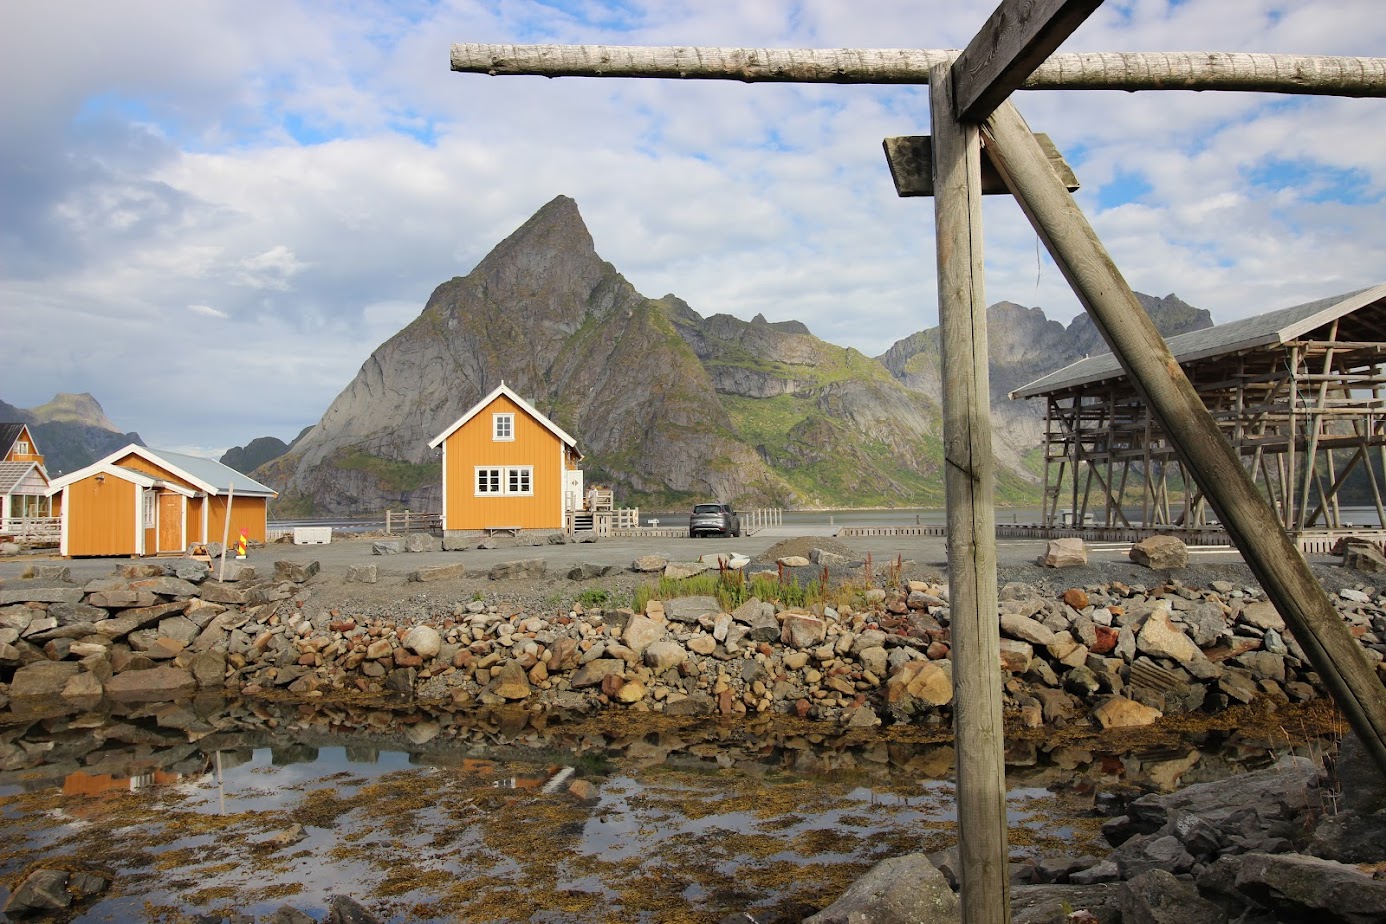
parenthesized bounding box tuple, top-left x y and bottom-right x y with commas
(28, 392, 120, 432)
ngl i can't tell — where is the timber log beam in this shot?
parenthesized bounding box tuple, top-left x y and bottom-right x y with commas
(451, 44, 1386, 98)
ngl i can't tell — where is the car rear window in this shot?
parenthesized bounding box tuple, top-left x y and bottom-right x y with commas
(693, 505, 721, 514)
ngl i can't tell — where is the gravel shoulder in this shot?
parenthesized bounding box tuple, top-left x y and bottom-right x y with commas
(2, 530, 1362, 621)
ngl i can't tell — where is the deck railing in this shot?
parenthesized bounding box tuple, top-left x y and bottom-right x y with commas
(1, 517, 61, 540)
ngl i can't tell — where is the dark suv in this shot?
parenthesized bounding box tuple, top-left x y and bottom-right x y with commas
(689, 503, 741, 538)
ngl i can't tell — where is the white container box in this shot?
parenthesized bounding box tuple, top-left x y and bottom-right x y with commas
(293, 526, 332, 545)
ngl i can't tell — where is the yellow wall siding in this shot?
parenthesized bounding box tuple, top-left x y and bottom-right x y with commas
(443, 395, 563, 530)
(4, 425, 45, 466)
(186, 496, 206, 543)
(66, 476, 138, 557)
(206, 495, 268, 544)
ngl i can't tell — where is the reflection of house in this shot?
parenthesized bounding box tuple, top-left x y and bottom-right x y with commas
(0, 423, 53, 533)
(46, 444, 277, 557)
(428, 383, 584, 533)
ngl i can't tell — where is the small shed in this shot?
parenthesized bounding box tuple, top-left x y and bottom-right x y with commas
(47, 444, 277, 557)
(428, 383, 583, 533)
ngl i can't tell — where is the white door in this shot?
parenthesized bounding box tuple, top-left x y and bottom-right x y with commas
(564, 469, 584, 511)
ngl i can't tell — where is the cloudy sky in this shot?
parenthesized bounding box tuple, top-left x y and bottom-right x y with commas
(2, 1, 1382, 457)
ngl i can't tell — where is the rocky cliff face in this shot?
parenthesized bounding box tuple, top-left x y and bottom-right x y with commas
(876, 294, 1213, 477)
(262, 197, 800, 514)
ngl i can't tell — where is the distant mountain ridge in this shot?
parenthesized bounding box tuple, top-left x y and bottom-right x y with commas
(250, 195, 1216, 515)
(0, 393, 144, 476)
(7, 204, 1218, 510)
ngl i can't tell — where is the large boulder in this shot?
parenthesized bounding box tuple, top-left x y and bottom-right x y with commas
(664, 596, 721, 624)
(1340, 539, 1386, 573)
(274, 560, 320, 583)
(9, 660, 82, 698)
(1130, 535, 1188, 569)
(488, 559, 546, 581)
(1039, 537, 1088, 568)
(402, 625, 442, 659)
(104, 665, 197, 702)
(803, 852, 958, 924)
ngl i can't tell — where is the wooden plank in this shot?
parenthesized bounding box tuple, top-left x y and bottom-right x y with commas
(930, 62, 1010, 923)
(953, 0, 1104, 121)
(884, 132, 1078, 196)
(981, 97, 1386, 778)
(450, 44, 1386, 97)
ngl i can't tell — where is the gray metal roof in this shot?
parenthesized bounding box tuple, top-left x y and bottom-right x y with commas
(148, 448, 277, 496)
(1011, 284, 1386, 399)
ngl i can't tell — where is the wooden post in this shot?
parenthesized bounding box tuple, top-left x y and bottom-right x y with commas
(981, 99, 1386, 776)
(217, 484, 234, 582)
(931, 62, 1010, 923)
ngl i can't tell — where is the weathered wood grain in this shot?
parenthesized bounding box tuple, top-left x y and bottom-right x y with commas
(930, 62, 1011, 923)
(884, 132, 1077, 196)
(952, 0, 1103, 121)
(450, 44, 1386, 97)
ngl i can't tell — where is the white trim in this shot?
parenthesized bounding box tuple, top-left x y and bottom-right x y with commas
(428, 383, 580, 453)
(474, 465, 533, 497)
(507, 465, 533, 496)
(475, 466, 503, 495)
(54, 443, 275, 497)
(59, 486, 69, 557)
(439, 442, 449, 531)
(135, 488, 146, 556)
(493, 412, 515, 441)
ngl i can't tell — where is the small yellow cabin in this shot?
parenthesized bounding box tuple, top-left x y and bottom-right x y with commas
(428, 384, 583, 533)
(46, 444, 277, 557)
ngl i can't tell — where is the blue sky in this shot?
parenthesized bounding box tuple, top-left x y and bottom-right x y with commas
(1, 0, 1382, 455)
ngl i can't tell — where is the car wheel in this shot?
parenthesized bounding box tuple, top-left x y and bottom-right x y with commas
(733, 528, 741, 538)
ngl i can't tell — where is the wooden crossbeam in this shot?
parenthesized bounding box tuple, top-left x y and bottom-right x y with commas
(884, 133, 1078, 196)
(952, 0, 1103, 121)
(451, 44, 1386, 97)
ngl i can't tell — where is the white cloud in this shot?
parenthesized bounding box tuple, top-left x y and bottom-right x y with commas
(1, 0, 1383, 451)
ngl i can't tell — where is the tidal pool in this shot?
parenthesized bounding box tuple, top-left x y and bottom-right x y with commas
(0, 696, 1341, 922)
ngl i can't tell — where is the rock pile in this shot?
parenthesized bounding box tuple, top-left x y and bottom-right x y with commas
(3, 556, 1385, 730)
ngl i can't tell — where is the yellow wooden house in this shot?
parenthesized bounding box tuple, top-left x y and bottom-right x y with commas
(0, 423, 53, 532)
(428, 384, 584, 533)
(46, 444, 277, 557)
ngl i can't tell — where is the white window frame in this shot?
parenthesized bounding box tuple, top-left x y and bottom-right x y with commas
(507, 466, 533, 496)
(493, 413, 515, 441)
(143, 492, 157, 529)
(474, 465, 533, 497)
(15, 440, 28, 455)
(476, 467, 502, 495)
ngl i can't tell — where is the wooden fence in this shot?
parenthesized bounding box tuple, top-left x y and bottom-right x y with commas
(384, 511, 443, 534)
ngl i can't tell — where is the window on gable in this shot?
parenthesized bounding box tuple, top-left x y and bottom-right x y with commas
(15, 441, 29, 456)
(493, 413, 514, 441)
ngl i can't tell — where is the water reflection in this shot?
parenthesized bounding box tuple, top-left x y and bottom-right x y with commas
(0, 695, 1337, 923)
